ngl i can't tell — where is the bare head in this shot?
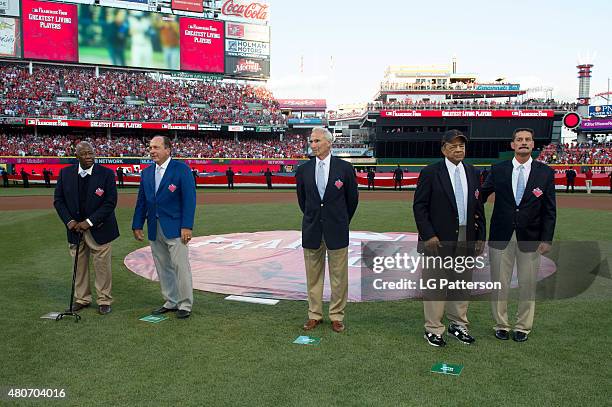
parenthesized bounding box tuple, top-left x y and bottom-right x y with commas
(75, 141, 95, 170)
(511, 128, 535, 162)
(309, 127, 333, 160)
(149, 136, 172, 165)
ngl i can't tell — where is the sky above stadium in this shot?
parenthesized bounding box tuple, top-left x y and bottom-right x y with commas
(268, 0, 612, 108)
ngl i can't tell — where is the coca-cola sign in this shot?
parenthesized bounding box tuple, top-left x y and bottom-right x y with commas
(221, 0, 269, 23)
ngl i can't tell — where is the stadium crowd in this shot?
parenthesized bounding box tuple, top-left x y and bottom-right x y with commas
(0, 133, 307, 158)
(0, 63, 285, 125)
(537, 141, 612, 165)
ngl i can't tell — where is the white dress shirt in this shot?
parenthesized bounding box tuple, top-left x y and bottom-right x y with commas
(445, 158, 468, 226)
(512, 156, 532, 200)
(78, 164, 93, 178)
(315, 153, 331, 190)
(156, 156, 172, 177)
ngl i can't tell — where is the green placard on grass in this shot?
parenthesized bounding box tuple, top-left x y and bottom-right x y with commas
(431, 362, 463, 376)
(293, 336, 321, 345)
(139, 314, 169, 324)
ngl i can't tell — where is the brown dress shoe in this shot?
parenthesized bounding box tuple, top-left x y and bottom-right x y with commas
(67, 302, 90, 312)
(303, 319, 322, 331)
(331, 321, 345, 333)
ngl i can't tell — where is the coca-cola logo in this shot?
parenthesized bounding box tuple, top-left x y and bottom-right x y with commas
(221, 0, 268, 21)
(234, 59, 261, 74)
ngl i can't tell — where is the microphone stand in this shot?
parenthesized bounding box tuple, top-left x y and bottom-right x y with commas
(56, 232, 82, 323)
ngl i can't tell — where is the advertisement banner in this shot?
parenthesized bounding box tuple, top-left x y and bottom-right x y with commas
(22, 0, 78, 62)
(225, 55, 269, 78)
(78, 5, 180, 70)
(277, 99, 327, 110)
(379, 110, 555, 118)
(171, 0, 203, 13)
(588, 105, 612, 118)
(220, 0, 268, 24)
(25, 118, 203, 131)
(225, 21, 269, 42)
(0, 0, 19, 17)
(0, 16, 20, 57)
(225, 38, 268, 58)
(180, 17, 224, 73)
(475, 84, 520, 91)
(288, 118, 323, 125)
(579, 118, 612, 131)
(198, 124, 222, 131)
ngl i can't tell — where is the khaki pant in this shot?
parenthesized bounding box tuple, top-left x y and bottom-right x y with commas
(149, 221, 193, 312)
(423, 226, 470, 336)
(489, 233, 540, 334)
(303, 239, 348, 322)
(69, 230, 113, 306)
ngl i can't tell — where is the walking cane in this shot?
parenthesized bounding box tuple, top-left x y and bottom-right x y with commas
(56, 232, 83, 322)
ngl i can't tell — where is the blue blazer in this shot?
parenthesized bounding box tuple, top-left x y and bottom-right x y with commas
(54, 164, 120, 245)
(132, 159, 196, 241)
(296, 156, 359, 250)
(480, 159, 556, 252)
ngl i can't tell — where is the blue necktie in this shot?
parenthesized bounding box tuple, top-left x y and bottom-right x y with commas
(317, 161, 326, 200)
(155, 166, 162, 193)
(454, 167, 466, 225)
(516, 165, 526, 205)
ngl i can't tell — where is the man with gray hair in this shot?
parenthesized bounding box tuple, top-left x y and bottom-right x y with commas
(296, 127, 359, 333)
(54, 142, 120, 315)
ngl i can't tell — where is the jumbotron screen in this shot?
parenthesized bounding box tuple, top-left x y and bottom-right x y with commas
(21, 0, 225, 73)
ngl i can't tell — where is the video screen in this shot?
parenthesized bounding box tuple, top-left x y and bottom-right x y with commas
(78, 5, 180, 71)
(0, 16, 21, 58)
(22, 0, 78, 62)
(179, 17, 224, 73)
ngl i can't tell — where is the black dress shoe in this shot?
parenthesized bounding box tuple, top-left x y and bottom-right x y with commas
(151, 306, 177, 315)
(67, 302, 90, 312)
(495, 329, 510, 340)
(448, 323, 475, 344)
(176, 309, 191, 319)
(512, 331, 528, 342)
(98, 305, 111, 315)
(424, 331, 446, 347)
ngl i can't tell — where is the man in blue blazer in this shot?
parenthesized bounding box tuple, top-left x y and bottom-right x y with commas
(54, 142, 119, 315)
(132, 136, 196, 319)
(480, 128, 556, 342)
(296, 127, 359, 333)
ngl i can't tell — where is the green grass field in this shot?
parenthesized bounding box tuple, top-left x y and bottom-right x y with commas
(1, 192, 611, 406)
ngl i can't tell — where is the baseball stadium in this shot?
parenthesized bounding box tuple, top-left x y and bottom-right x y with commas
(1, 0, 611, 406)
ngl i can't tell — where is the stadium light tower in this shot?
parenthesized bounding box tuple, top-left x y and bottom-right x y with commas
(576, 64, 593, 118)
